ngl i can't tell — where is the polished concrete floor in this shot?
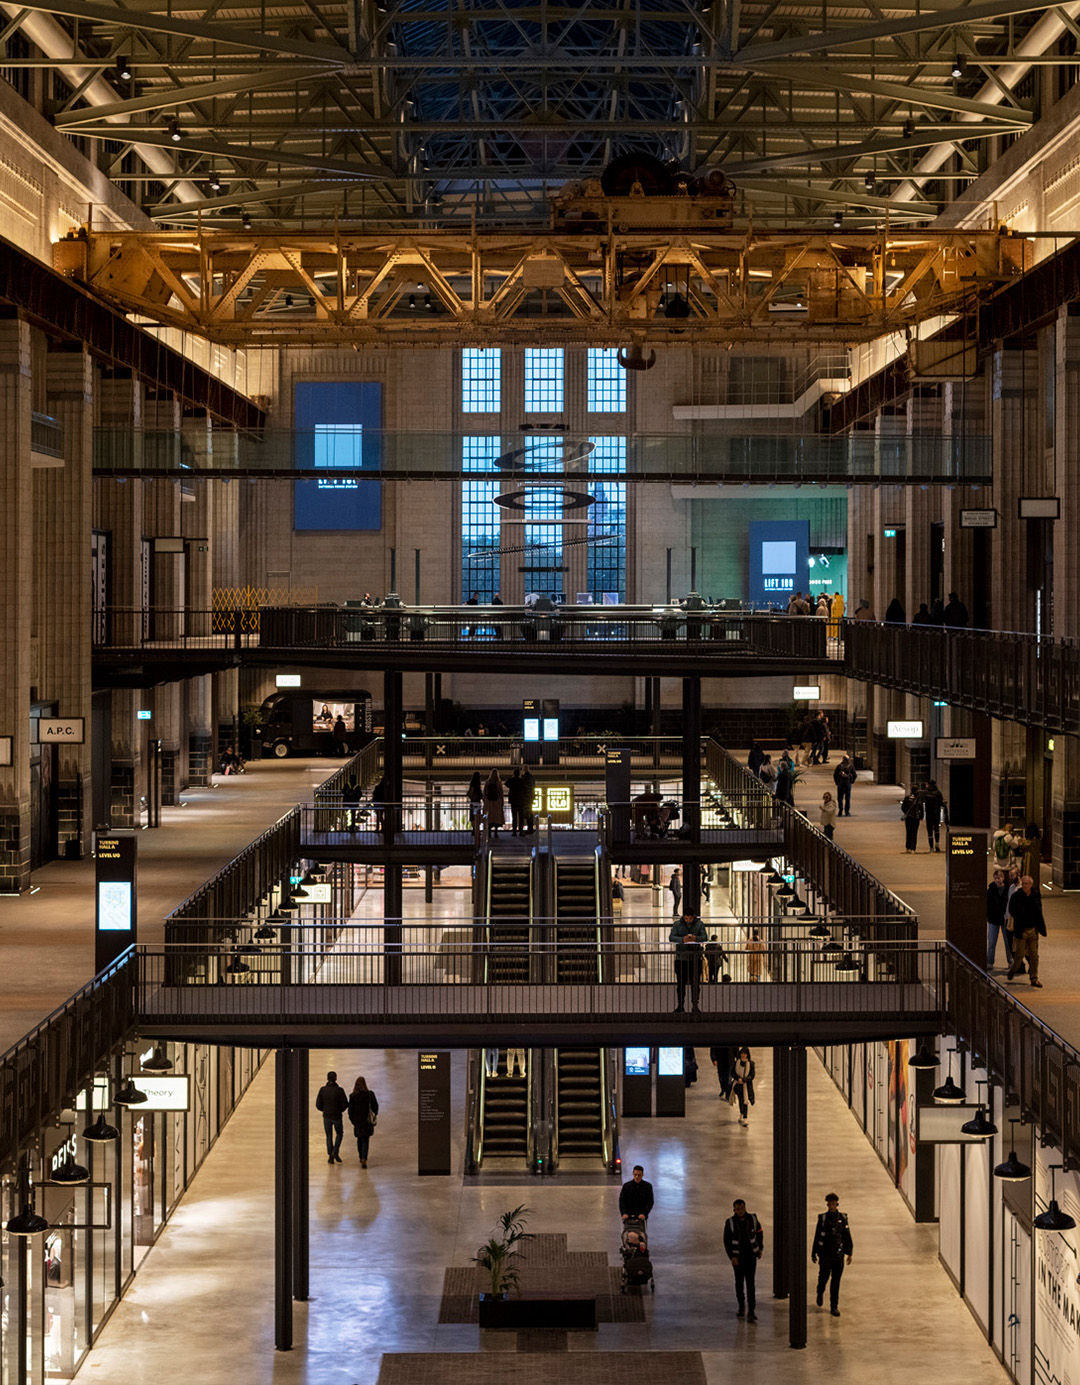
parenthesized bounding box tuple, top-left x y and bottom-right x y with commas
(74, 1042, 1008, 1385)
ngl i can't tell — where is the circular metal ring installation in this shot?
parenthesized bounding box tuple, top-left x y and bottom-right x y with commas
(493, 438, 596, 471)
(493, 487, 595, 513)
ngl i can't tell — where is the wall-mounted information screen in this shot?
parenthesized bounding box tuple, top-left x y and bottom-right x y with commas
(294, 382, 382, 530)
(748, 520, 810, 607)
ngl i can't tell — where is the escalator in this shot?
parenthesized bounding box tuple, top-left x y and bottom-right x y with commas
(555, 1048, 605, 1158)
(485, 854, 532, 982)
(553, 858, 599, 982)
(478, 1050, 531, 1160)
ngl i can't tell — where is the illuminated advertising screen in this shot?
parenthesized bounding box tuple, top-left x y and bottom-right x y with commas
(524, 718, 540, 742)
(312, 700, 355, 734)
(624, 1048, 650, 1076)
(658, 1047, 684, 1077)
(748, 520, 810, 607)
(293, 381, 382, 530)
(98, 881, 132, 932)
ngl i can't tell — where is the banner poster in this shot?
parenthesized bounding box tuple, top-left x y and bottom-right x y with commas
(1035, 1146, 1080, 1379)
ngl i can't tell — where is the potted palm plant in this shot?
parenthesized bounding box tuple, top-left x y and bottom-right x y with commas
(474, 1205, 533, 1327)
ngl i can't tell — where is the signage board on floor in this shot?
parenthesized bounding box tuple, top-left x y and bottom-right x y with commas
(95, 833, 137, 972)
(417, 1052, 451, 1175)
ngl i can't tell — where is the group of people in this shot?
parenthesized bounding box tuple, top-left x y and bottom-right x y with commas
(885, 592, 970, 628)
(621, 1165, 854, 1320)
(785, 590, 844, 625)
(315, 1070, 379, 1167)
(987, 868, 1046, 986)
(747, 745, 797, 805)
(466, 766, 535, 844)
(899, 779, 949, 852)
(790, 713, 833, 765)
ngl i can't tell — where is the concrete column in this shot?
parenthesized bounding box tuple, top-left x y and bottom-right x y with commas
(43, 347, 94, 857)
(774, 1044, 808, 1349)
(990, 348, 1040, 633)
(275, 1049, 295, 1351)
(0, 315, 33, 890)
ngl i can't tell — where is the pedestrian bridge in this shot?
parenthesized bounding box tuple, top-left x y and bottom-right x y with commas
(134, 937, 945, 1048)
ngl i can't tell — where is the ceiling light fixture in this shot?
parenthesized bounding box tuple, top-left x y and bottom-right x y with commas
(51, 1152, 91, 1185)
(952, 54, 966, 79)
(168, 120, 182, 143)
(960, 1082, 997, 1139)
(1034, 1164, 1076, 1231)
(209, 172, 221, 192)
(140, 1044, 173, 1072)
(114, 1077, 149, 1107)
(993, 1120, 1032, 1182)
(117, 55, 132, 82)
(908, 1042, 938, 1069)
(83, 1112, 120, 1143)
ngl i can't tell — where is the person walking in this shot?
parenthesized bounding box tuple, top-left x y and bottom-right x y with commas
(731, 1047, 755, 1127)
(347, 1075, 379, 1168)
(748, 742, 765, 777)
(829, 590, 844, 639)
(710, 1044, 734, 1099)
(520, 766, 536, 834)
(669, 909, 706, 1013)
(723, 1199, 764, 1321)
(943, 592, 969, 628)
(619, 1164, 654, 1221)
(315, 1070, 349, 1165)
(668, 868, 682, 917)
(483, 768, 505, 840)
(1006, 875, 1046, 987)
(986, 868, 1013, 972)
(506, 766, 528, 836)
(833, 757, 856, 816)
(884, 597, 906, 624)
(746, 930, 766, 982)
(921, 779, 948, 852)
(809, 714, 826, 765)
(900, 786, 923, 853)
(759, 755, 777, 791)
(819, 790, 838, 841)
(775, 757, 795, 807)
(812, 1192, 854, 1316)
(705, 933, 728, 982)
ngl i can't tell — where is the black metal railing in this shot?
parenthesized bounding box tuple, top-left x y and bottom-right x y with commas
(705, 739, 917, 930)
(0, 950, 135, 1169)
(135, 939, 945, 1030)
(843, 620, 1080, 735)
(312, 741, 382, 806)
(400, 734, 688, 768)
(946, 949, 1080, 1166)
(89, 605, 840, 661)
(164, 808, 301, 950)
(30, 410, 64, 459)
(91, 427, 992, 484)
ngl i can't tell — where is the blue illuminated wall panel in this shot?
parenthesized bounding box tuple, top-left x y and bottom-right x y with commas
(293, 381, 382, 530)
(747, 519, 809, 607)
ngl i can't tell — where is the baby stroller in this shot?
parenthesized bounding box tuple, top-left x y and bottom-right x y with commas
(620, 1216, 655, 1293)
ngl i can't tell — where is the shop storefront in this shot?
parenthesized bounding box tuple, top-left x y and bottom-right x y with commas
(1, 1040, 264, 1385)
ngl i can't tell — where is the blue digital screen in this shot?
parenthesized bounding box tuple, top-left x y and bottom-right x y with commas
(761, 540, 796, 574)
(293, 382, 382, 530)
(524, 718, 540, 742)
(542, 718, 559, 741)
(624, 1047, 650, 1076)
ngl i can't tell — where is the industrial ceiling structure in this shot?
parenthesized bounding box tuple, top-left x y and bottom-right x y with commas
(3, 0, 1074, 233)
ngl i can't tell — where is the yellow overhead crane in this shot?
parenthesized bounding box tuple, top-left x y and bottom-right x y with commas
(54, 224, 1030, 348)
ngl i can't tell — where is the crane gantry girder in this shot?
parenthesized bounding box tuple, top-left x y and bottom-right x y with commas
(54, 226, 1033, 347)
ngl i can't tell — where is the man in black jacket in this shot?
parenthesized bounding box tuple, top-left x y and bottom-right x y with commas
(986, 868, 1013, 972)
(619, 1165, 654, 1221)
(1007, 876, 1046, 987)
(812, 1192, 854, 1315)
(315, 1070, 349, 1164)
(723, 1199, 764, 1321)
(921, 780, 948, 852)
(833, 758, 856, 817)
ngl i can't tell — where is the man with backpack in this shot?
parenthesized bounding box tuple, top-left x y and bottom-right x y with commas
(812, 1192, 854, 1316)
(833, 757, 857, 817)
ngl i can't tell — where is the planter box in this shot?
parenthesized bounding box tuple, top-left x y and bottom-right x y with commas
(478, 1293, 597, 1330)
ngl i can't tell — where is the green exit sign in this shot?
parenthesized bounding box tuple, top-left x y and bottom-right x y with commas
(883, 528, 897, 538)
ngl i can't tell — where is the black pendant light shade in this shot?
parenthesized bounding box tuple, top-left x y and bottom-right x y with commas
(114, 1078, 148, 1106)
(254, 921, 277, 940)
(933, 1074, 967, 1104)
(51, 1153, 91, 1185)
(1035, 1200, 1076, 1231)
(960, 1105, 997, 1139)
(909, 1043, 939, 1069)
(809, 923, 830, 938)
(994, 1120, 1032, 1181)
(836, 952, 860, 973)
(140, 1044, 173, 1072)
(6, 1202, 49, 1236)
(83, 1113, 120, 1143)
